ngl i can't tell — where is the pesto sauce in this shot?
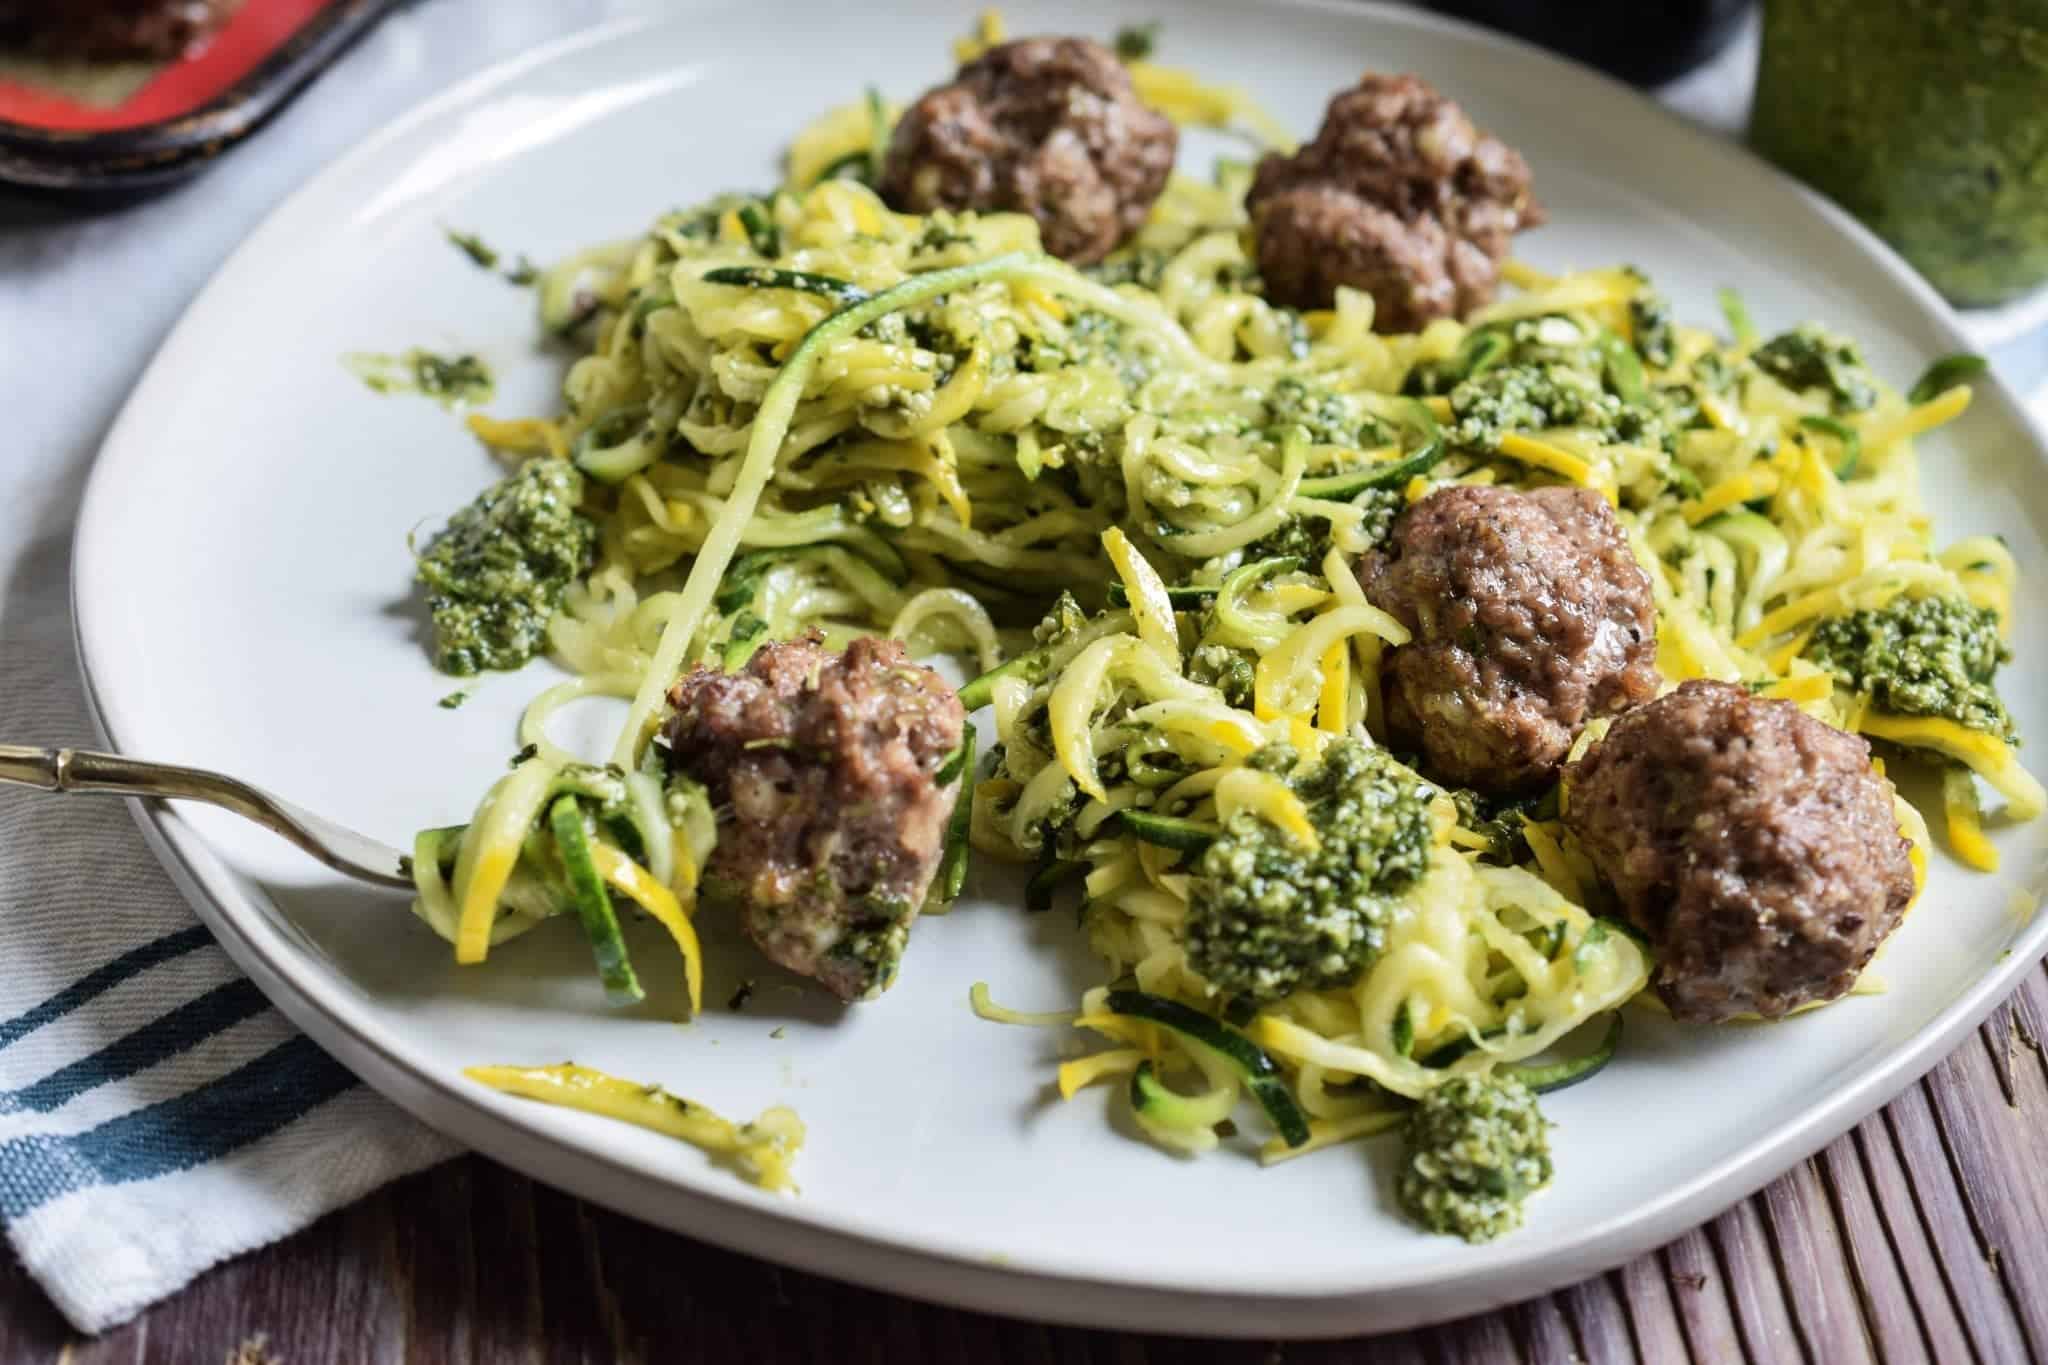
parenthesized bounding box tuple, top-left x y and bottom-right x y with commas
(1804, 594, 2016, 742)
(1750, 324, 1877, 415)
(1431, 314, 1674, 453)
(1751, 0, 2048, 307)
(345, 349, 496, 408)
(414, 459, 595, 676)
(1184, 739, 1434, 1003)
(1398, 1073, 1553, 1243)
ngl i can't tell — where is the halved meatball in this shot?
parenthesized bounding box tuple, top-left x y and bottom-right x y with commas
(1360, 483, 1658, 795)
(1564, 680, 1916, 1023)
(663, 633, 965, 1002)
(878, 36, 1177, 264)
(1246, 73, 1543, 330)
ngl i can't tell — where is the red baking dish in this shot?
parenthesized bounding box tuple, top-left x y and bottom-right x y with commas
(0, 0, 407, 189)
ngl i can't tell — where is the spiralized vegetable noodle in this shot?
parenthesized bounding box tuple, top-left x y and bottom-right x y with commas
(416, 29, 2036, 1176)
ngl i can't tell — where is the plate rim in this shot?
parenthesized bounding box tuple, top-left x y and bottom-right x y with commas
(69, 0, 2048, 1337)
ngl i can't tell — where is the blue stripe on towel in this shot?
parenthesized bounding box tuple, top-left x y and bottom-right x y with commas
(0, 1033, 356, 1220)
(0, 926, 215, 1052)
(0, 979, 272, 1115)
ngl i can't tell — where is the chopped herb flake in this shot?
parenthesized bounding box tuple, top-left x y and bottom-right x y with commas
(345, 349, 496, 408)
(446, 229, 498, 269)
(1114, 22, 1159, 61)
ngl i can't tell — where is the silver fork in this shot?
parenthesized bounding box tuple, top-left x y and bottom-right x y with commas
(0, 745, 413, 890)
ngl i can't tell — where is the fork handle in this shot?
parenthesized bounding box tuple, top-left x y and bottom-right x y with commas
(0, 745, 60, 790)
(0, 745, 233, 800)
(0, 745, 411, 890)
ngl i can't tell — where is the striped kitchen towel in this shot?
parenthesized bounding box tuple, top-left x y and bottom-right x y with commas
(0, 527, 456, 1335)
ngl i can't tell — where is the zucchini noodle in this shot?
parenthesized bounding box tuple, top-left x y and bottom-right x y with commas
(407, 21, 2032, 1198)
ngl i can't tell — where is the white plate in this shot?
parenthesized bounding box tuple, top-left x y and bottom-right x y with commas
(72, 0, 2048, 1337)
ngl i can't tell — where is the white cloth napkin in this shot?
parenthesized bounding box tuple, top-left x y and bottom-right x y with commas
(0, 532, 456, 1332)
(0, 2, 646, 1335)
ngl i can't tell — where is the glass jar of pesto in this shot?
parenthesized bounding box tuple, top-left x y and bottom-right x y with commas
(1750, 0, 2048, 307)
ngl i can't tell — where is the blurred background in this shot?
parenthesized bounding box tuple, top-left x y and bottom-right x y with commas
(5, 0, 2044, 391)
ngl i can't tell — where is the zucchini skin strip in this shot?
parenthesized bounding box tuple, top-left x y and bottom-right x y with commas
(590, 841, 704, 1016)
(1500, 1013, 1622, 1094)
(700, 265, 871, 306)
(1104, 989, 1311, 1147)
(550, 795, 644, 1006)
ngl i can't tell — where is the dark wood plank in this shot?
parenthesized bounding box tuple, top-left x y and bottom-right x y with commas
(1922, 1028, 2048, 1359)
(1881, 1085, 2031, 1363)
(1982, 1004, 2020, 1106)
(80, 1192, 406, 1365)
(591, 1179, 709, 1365)
(1509, 1287, 1580, 1364)
(1706, 1198, 1805, 1362)
(1426, 1309, 1522, 1365)
(1659, 1225, 1746, 1362)
(1558, 1270, 1635, 1364)
(388, 1152, 482, 1365)
(2009, 964, 2048, 1090)
(1813, 1131, 1945, 1362)
(461, 1163, 549, 1365)
(1041, 1323, 1096, 1365)
(1758, 1159, 1871, 1363)
(1850, 1113, 1978, 1362)
(1613, 1253, 1690, 1365)
(991, 1316, 1057, 1365)
(0, 1250, 71, 1362)
(11, 980, 2048, 1365)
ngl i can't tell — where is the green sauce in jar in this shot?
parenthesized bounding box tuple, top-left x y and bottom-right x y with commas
(1751, 0, 2048, 307)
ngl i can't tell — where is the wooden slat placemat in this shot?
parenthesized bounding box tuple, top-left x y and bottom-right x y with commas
(3, 964, 2044, 1363)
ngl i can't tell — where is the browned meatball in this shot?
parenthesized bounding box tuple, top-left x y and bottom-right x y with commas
(878, 36, 1177, 264)
(1245, 73, 1544, 330)
(664, 633, 965, 1002)
(1565, 680, 1916, 1023)
(1360, 484, 1657, 795)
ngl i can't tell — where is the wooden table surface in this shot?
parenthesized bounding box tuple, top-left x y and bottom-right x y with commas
(3, 962, 2044, 1364)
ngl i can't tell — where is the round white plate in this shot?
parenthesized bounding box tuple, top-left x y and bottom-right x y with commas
(73, 0, 2048, 1338)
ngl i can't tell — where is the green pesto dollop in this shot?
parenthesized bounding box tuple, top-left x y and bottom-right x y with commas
(1437, 314, 1672, 453)
(1241, 484, 1404, 570)
(1750, 0, 2048, 307)
(1398, 1073, 1553, 1243)
(415, 459, 595, 676)
(346, 348, 496, 407)
(1186, 642, 1257, 710)
(1184, 739, 1435, 1004)
(1750, 324, 1877, 415)
(1262, 375, 1382, 448)
(1449, 362, 1657, 451)
(1805, 594, 2016, 742)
